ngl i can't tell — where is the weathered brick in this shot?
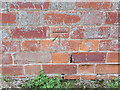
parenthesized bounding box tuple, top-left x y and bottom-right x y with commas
(83, 11, 103, 25)
(72, 52, 106, 63)
(81, 75, 97, 80)
(41, 40, 79, 51)
(51, 2, 72, 10)
(41, 11, 83, 25)
(97, 75, 109, 80)
(80, 40, 99, 51)
(41, 40, 58, 51)
(52, 53, 69, 63)
(110, 26, 119, 38)
(64, 75, 80, 80)
(78, 64, 95, 74)
(25, 65, 42, 75)
(74, 2, 116, 10)
(99, 40, 119, 51)
(0, 30, 1, 41)
(7, 1, 50, 10)
(14, 52, 51, 64)
(0, 53, 12, 64)
(60, 40, 79, 51)
(0, 0, 1, 9)
(0, 27, 10, 39)
(42, 64, 77, 74)
(0, 41, 2, 53)
(103, 12, 118, 25)
(70, 26, 84, 39)
(70, 26, 111, 39)
(109, 75, 119, 79)
(117, 2, 120, 10)
(2, 40, 21, 52)
(22, 40, 40, 51)
(1, 12, 18, 25)
(19, 11, 40, 26)
(2, 65, 24, 75)
(11, 27, 50, 39)
(107, 52, 120, 63)
(7, 76, 26, 79)
(47, 75, 62, 79)
(96, 64, 119, 74)
(1, 2, 8, 10)
(51, 27, 70, 38)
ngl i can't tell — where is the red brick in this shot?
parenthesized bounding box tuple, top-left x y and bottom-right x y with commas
(70, 26, 111, 39)
(0, 66, 2, 74)
(52, 53, 69, 63)
(42, 64, 77, 74)
(118, 11, 120, 24)
(80, 40, 99, 51)
(51, 27, 70, 38)
(83, 11, 103, 25)
(0, 53, 12, 64)
(96, 64, 119, 74)
(0, 12, 1, 22)
(14, 52, 51, 64)
(78, 64, 95, 74)
(64, 75, 80, 80)
(2, 40, 21, 52)
(104, 12, 118, 25)
(22, 40, 40, 51)
(11, 26, 50, 39)
(19, 11, 40, 26)
(41, 11, 83, 25)
(81, 75, 97, 80)
(41, 40, 79, 51)
(0, 53, 1, 64)
(72, 52, 106, 63)
(2, 65, 24, 75)
(1, 12, 18, 25)
(8, 1, 50, 10)
(107, 52, 120, 63)
(25, 65, 42, 75)
(119, 27, 120, 38)
(99, 40, 119, 51)
(74, 2, 116, 10)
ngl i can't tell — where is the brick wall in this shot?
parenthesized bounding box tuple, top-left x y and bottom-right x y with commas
(0, 1, 120, 80)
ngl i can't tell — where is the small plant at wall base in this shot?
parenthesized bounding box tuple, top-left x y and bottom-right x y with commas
(21, 70, 70, 88)
(107, 78, 120, 88)
(0, 74, 10, 82)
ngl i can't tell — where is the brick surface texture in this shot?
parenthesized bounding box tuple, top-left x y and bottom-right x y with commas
(0, 1, 119, 80)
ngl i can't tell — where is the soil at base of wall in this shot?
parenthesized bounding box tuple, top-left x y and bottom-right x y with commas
(0, 78, 119, 88)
